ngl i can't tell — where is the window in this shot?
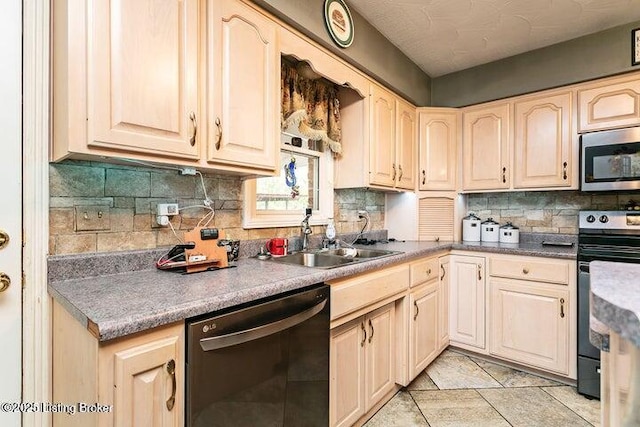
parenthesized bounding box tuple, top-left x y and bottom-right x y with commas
(243, 132, 334, 229)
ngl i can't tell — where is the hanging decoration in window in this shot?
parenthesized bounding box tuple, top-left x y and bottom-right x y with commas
(281, 60, 342, 154)
(284, 156, 300, 199)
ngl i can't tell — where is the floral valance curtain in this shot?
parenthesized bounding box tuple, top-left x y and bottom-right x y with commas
(281, 60, 342, 154)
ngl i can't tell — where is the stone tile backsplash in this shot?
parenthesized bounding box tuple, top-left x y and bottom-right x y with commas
(49, 160, 385, 255)
(467, 191, 638, 234)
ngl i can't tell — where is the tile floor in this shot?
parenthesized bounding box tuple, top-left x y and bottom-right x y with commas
(364, 348, 601, 427)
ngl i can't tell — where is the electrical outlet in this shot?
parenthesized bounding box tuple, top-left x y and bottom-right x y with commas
(157, 203, 179, 216)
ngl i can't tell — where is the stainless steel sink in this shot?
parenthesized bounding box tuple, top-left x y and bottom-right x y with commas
(268, 248, 403, 268)
(269, 252, 356, 269)
(323, 248, 401, 259)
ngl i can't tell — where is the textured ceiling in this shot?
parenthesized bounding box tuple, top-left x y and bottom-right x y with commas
(346, 0, 640, 77)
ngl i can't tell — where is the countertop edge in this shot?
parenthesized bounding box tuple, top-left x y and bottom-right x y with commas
(591, 261, 640, 348)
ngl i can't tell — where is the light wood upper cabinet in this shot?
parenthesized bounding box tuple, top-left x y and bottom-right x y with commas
(396, 99, 417, 190)
(207, 0, 279, 173)
(53, 0, 201, 162)
(514, 91, 573, 188)
(418, 108, 458, 190)
(462, 103, 510, 191)
(369, 84, 397, 187)
(578, 74, 640, 132)
(369, 83, 416, 191)
(489, 278, 569, 375)
(449, 255, 486, 350)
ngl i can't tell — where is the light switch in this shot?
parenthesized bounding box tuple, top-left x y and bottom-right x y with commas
(75, 206, 111, 231)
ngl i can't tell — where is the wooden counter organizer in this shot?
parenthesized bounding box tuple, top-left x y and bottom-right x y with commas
(182, 227, 229, 273)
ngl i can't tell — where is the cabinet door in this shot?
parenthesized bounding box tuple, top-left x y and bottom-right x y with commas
(578, 77, 640, 132)
(112, 333, 184, 427)
(208, 0, 279, 172)
(369, 84, 396, 187)
(462, 103, 510, 191)
(449, 255, 486, 349)
(409, 282, 438, 381)
(90, 0, 200, 160)
(438, 256, 450, 350)
(489, 278, 569, 375)
(330, 318, 366, 427)
(514, 92, 573, 188)
(396, 99, 417, 190)
(418, 109, 458, 190)
(364, 303, 396, 411)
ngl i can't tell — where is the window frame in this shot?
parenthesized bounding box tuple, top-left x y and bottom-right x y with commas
(242, 142, 334, 229)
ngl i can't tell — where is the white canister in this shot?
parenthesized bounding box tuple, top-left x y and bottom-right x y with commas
(481, 218, 500, 242)
(462, 213, 481, 242)
(499, 222, 520, 244)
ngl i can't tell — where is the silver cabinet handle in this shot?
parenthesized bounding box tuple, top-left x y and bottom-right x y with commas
(215, 117, 222, 150)
(189, 112, 197, 146)
(166, 359, 176, 411)
(199, 298, 327, 351)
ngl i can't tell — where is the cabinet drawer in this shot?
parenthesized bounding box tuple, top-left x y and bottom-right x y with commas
(489, 256, 570, 285)
(410, 257, 438, 287)
(330, 264, 409, 320)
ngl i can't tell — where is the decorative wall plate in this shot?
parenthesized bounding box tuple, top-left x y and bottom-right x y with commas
(324, 0, 354, 48)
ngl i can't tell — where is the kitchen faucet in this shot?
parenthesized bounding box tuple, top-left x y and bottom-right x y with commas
(301, 208, 312, 251)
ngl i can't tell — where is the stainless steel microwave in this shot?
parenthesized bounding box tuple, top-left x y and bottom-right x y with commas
(581, 127, 640, 191)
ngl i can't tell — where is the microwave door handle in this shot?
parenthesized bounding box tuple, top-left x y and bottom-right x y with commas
(199, 298, 327, 351)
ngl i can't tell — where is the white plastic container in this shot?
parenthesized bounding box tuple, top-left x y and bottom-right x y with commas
(481, 218, 500, 242)
(462, 213, 481, 242)
(499, 222, 520, 244)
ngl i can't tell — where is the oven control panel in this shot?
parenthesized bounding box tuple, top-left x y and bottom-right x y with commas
(580, 211, 640, 230)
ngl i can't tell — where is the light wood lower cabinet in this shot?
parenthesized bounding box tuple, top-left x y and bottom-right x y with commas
(408, 282, 438, 380)
(489, 278, 570, 375)
(438, 255, 450, 351)
(53, 302, 184, 427)
(330, 303, 396, 427)
(449, 255, 486, 350)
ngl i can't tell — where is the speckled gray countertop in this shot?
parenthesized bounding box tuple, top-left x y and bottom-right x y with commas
(48, 240, 576, 342)
(591, 261, 640, 348)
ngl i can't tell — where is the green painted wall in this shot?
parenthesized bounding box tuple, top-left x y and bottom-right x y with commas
(250, 0, 431, 106)
(432, 21, 640, 107)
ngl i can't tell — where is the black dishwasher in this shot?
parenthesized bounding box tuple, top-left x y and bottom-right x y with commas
(186, 284, 330, 427)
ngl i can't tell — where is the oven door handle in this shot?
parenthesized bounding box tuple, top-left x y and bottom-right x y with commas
(199, 298, 327, 351)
